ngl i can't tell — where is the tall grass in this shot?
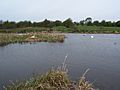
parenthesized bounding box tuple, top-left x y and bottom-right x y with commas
(0, 32, 65, 46)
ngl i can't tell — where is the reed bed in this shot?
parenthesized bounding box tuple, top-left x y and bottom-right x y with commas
(0, 33, 65, 46)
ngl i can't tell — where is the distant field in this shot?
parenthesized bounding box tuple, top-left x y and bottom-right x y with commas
(76, 25, 120, 33)
(0, 26, 120, 33)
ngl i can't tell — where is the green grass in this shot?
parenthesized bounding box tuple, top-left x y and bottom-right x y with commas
(52, 26, 72, 33)
(76, 25, 120, 34)
(0, 26, 120, 34)
(0, 27, 51, 33)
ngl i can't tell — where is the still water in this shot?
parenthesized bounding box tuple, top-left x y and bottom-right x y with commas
(0, 34, 120, 90)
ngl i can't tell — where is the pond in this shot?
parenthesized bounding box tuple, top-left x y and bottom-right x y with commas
(0, 34, 120, 90)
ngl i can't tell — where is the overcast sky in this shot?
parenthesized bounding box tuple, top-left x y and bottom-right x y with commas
(0, 0, 120, 22)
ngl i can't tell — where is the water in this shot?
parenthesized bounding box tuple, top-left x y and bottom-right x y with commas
(0, 34, 120, 90)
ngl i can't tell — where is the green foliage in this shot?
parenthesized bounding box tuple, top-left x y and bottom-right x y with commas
(85, 17, 92, 26)
(76, 25, 120, 34)
(116, 21, 120, 27)
(3, 21, 16, 29)
(52, 26, 72, 33)
(54, 20, 63, 26)
(93, 21, 99, 26)
(17, 21, 31, 28)
(0, 18, 120, 33)
(63, 18, 75, 28)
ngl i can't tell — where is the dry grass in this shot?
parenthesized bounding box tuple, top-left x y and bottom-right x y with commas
(4, 55, 96, 90)
(0, 32, 65, 46)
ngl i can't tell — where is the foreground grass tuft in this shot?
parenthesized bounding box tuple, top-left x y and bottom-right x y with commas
(4, 55, 96, 90)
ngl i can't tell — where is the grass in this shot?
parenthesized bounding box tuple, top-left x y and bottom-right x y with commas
(1, 25, 120, 34)
(4, 55, 96, 90)
(76, 25, 120, 34)
(0, 27, 50, 33)
(0, 32, 65, 46)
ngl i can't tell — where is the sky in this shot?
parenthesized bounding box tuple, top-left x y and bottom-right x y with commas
(0, 0, 120, 22)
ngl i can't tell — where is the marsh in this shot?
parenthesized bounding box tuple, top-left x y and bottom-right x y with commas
(0, 34, 120, 90)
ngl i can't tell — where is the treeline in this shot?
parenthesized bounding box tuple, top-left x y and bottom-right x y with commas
(0, 17, 120, 29)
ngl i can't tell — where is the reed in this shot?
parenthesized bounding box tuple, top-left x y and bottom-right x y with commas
(0, 32, 65, 46)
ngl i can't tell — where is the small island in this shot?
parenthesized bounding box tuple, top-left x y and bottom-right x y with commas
(0, 32, 65, 46)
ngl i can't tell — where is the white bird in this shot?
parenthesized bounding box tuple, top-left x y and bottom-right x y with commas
(31, 35, 35, 39)
(91, 36, 94, 38)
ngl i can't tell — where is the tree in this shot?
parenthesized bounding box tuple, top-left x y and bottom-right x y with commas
(116, 21, 120, 27)
(85, 17, 92, 23)
(100, 20, 106, 26)
(38, 19, 53, 28)
(17, 21, 32, 28)
(3, 21, 16, 29)
(80, 20, 85, 26)
(74, 22, 79, 26)
(85, 17, 92, 26)
(54, 20, 62, 26)
(106, 21, 112, 27)
(63, 18, 74, 28)
(93, 21, 99, 26)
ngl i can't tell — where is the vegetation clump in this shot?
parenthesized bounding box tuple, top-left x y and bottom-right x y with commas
(4, 55, 96, 90)
(0, 32, 65, 46)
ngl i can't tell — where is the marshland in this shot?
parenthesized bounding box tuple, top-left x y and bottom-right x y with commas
(0, 19, 120, 90)
(0, 32, 65, 46)
(0, 33, 120, 90)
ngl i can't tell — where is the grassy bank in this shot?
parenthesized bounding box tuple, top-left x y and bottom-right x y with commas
(53, 26, 120, 33)
(0, 32, 65, 46)
(4, 56, 95, 90)
(0, 26, 120, 34)
(75, 25, 120, 34)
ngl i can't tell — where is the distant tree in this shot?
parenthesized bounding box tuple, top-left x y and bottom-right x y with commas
(106, 21, 112, 27)
(80, 20, 85, 26)
(100, 20, 106, 26)
(93, 21, 99, 26)
(17, 21, 31, 28)
(54, 20, 62, 26)
(85, 17, 92, 23)
(112, 22, 116, 27)
(63, 18, 74, 28)
(38, 19, 52, 27)
(43, 19, 51, 27)
(85, 17, 92, 26)
(116, 21, 120, 27)
(3, 21, 16, 29)
(1, 19, 120, 30)
(87, 21, 93, 26)
(32, 22, 38, 27)
(74, 22, 79, 26)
